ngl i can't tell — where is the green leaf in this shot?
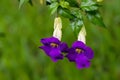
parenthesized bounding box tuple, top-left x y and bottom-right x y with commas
(60, 1, 69, 8)
(19, 0, 28, 9)
(58, 7, 74, 19)
(19, 0, 24, 9)
(65, 0, 79, 7)
(81, 0, 99, 11)
(46, 0, 51, 5)
(50, 2, 59, 14)
(70, 8, 82, 19)
(69, 8, 84, 37)
(70, 18, 84, 37)
(86, 11, 106, 27)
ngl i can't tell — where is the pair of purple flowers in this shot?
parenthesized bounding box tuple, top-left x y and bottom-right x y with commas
(39, 37, 94, 69)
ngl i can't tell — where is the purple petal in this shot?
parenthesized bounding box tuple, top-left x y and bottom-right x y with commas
(39, 46, 51, 56)
(76, 63, 84, 69)
(41, 37, 60, 45)
(66, 48, 77, 62)
(84, 47, 94, 60)
(59, 42, 68, 52)
(51, 54, 63, 62)
(75, 54, 90, 69)
(76, 61, 90, 69)
(51, 58, 58, 62)
(49, 48, 63, 62)
(72, 41, 86, 50)
(49, 48, 61, 57)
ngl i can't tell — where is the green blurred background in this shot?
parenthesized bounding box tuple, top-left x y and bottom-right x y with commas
(0, 0, 120, 80)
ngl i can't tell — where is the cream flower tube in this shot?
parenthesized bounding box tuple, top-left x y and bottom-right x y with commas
(53, 17, 62, 40)
(77, 25, 86, 44)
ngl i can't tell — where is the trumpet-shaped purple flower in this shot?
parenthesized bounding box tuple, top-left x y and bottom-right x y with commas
(39, 37, 68, 62)
(66, 41, 94, 69)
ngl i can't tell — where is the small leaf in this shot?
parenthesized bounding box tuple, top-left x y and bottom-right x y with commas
(58, 7, 74, 19)
(65, 0, 79, 7)
(19, 0, 28, 9)
(70, 18, 84, 37)
(70, 8, 82, 19)
(60, 1, 69, 8)
(86, 11, 106, 27)
(46, 0, 51, 5)
(50, 2, 59, 14)
(81, 0, 99, 11)
(19, 0, 25, 9)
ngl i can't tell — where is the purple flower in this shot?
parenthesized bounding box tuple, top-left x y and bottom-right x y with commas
(66, 41, 94, 69)
(75, 54, 91, 69)
(39, 37, 68, 62)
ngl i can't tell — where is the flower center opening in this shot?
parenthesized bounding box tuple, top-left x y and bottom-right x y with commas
(75, 48, 82, 54)
(50, 43, 58, 48)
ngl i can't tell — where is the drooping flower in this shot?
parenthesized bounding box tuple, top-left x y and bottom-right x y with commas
(66, 41, 94, 60)
(40, 37, 68, 62)
(66, 26, 94, 69)
(39, 17, 68, 62)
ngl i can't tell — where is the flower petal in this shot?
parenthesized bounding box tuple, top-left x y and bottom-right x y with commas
(39, 46, 51, 56)
(72, 41, 86, 50)
(49, 48, 63, 62)
(85, 47, 94, 60)
(41, 37, 60, 45)
(51, 54, 64, 62)
(66, 48, 77, 62)
(59, 42, 68, 52)
(75, 54, 90, 69)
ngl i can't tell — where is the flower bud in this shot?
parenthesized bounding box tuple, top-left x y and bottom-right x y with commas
(77, 25, 86, 44)
(53, 17, 62, 40)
